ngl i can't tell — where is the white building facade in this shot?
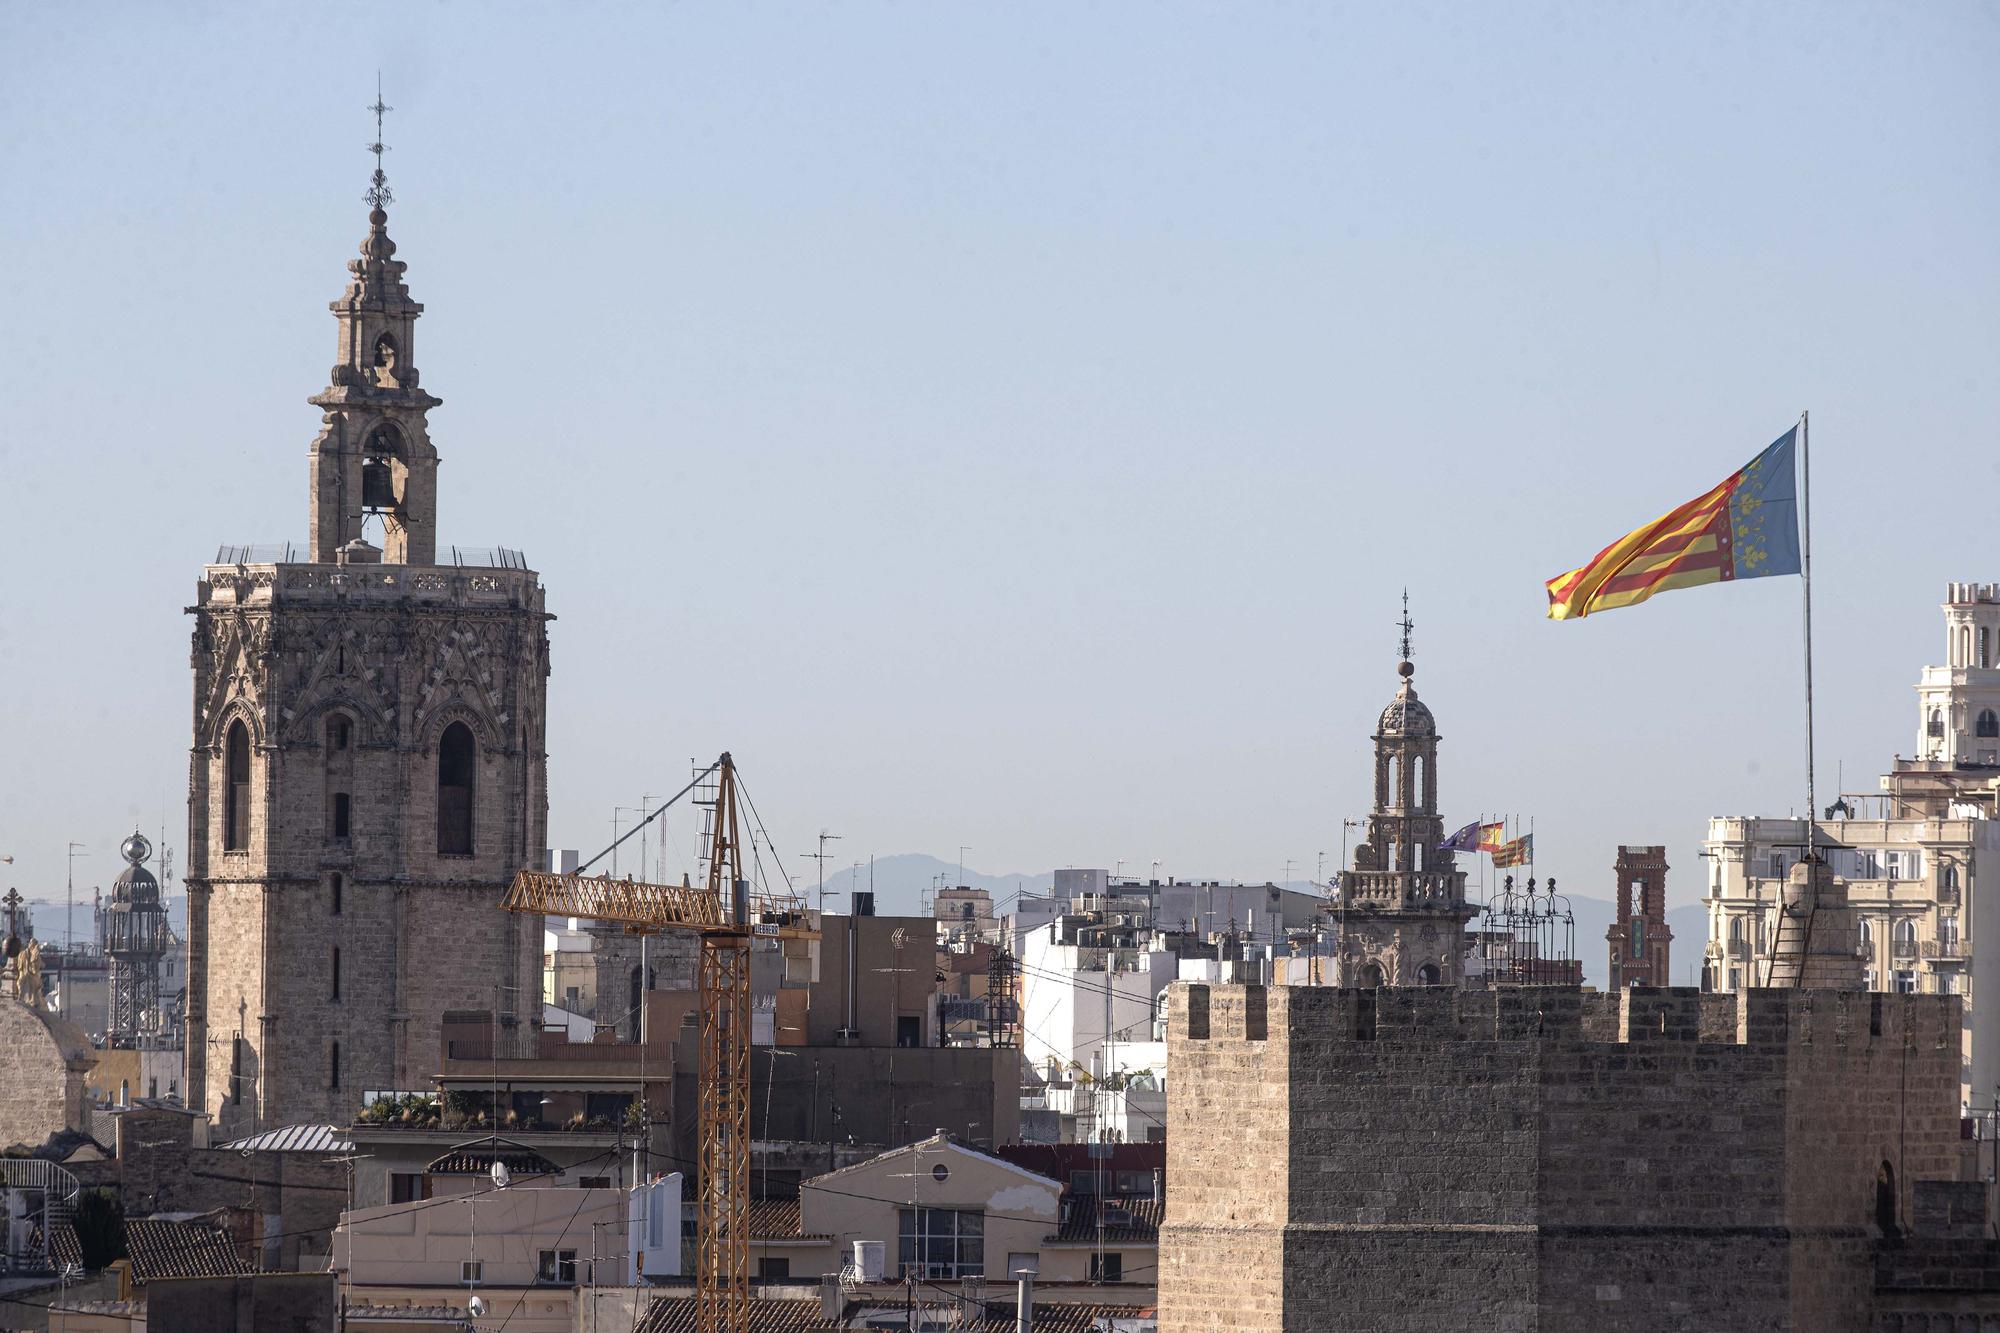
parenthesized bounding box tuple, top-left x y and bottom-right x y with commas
(1705, 582, 2000, 1106)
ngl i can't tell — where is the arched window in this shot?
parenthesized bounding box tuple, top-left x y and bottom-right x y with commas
(1357, 961, 1384, 989)
(1893, 918, 1918, 948)
(437, 722, 476, 854)
(1929, 708, 1945, 738)
(329, 715, 351, 750)
(1978, 709, 1998, 739)
(1944, 865, 1959, 893)
(1415, 962, 1441, 985)
(1859, 918, 1874, 949)
(1729, 917, 1744, 944)
(224, 720, 251, 851)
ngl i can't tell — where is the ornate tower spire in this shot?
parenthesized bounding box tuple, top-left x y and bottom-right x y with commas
(306, 83, 442, 565)
(365, 76, 393, 211)
(1335, 593, 1476, 986)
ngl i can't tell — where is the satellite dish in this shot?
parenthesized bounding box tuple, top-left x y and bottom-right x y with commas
(490, 1160, 511, 1190)
(467, 1294, 488, 1317)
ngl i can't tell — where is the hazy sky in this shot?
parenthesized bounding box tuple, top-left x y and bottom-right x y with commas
(2, 3, 1995, 924)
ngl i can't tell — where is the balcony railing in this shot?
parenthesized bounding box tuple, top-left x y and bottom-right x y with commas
(1891, 940, 1919, 961)
(1923, 939, 1964, 961)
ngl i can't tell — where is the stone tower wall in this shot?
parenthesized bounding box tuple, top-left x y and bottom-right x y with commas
(1161, 985, 1287, 1329)
(186, 571, 549, 1134)
(1162, 983, 1962, 1333)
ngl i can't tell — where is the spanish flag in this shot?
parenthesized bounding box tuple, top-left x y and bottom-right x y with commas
(1546, 428, 1801, 620)
(1476, 821, 1508, 853)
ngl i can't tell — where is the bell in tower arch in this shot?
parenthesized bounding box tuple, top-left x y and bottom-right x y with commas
(361, 456, 396, 511)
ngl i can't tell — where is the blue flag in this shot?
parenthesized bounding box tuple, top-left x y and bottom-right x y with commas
(1438, 822, 1480, 852)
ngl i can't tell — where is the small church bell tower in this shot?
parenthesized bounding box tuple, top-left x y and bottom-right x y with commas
(306, 89, 441, 564)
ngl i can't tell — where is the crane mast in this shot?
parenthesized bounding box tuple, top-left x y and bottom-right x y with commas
(500, 752, 813, 1333)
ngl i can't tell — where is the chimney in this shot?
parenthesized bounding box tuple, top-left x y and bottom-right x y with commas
(819, 1273, 842, 1321)
(1016, 1270, 1034, 1333)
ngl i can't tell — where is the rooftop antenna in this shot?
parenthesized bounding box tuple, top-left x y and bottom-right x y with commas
(365, 74, 394, 209)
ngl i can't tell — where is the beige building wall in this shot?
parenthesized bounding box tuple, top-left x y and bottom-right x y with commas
(333, 1186, 623, 1331)
(795, 1135, 1061, 1283)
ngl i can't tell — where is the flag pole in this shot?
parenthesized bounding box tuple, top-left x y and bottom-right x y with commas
(1801, 409, 1815, 855)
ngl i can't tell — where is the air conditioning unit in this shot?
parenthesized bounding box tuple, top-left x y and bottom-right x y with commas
(852, 1240, 886, 1283)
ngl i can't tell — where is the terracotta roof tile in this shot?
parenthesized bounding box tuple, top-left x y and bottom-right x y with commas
(749, 1198, 814, 1239)
(635, 1296, 829, 1332)
(123, 1217, 249, 1285)
(1052, 1195, 1162, 1243)
(635, 1295, 1154, 1332)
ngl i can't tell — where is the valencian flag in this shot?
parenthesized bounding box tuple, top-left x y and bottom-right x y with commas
(1491, 833, 1534, 868)
(1476, 821, 1508, 853)
(1439, 822, 1481, 852)
(1545, 428, 1802, 620)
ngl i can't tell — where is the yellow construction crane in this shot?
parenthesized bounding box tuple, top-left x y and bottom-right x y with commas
(501, 752, 814, 1332)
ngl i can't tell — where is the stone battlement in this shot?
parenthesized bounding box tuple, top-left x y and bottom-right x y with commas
(1163, 982, 1965, 1332)
(1172, 981, 1957, 1054)
(198, 561, 544, 612)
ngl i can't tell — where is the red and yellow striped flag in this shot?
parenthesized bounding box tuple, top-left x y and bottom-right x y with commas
(1545, 429, 1800, 620)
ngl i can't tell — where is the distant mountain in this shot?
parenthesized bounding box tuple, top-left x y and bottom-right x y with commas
(1553, 896, 1707, 990)
(812, 854, 1055, 918)
(15, 894, 190, 942)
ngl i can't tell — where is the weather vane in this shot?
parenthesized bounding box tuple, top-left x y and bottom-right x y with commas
(365, 74, 394, 210)
(1397, 588, 1414, 664)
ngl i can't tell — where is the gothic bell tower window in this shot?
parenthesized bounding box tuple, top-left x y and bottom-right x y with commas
(437, 722, 476, 855)
(224, 720, 251, 851)
(1978, 709, 1999, 739)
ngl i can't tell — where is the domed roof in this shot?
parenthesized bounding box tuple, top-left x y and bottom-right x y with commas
(1377, 663, 1436, 736)
(111, 831, 161, 907)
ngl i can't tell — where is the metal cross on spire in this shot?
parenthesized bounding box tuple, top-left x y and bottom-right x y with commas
(1396, 588, 1414, 665)
(2, 887, 21, 942)
(365, 74, 394, 210)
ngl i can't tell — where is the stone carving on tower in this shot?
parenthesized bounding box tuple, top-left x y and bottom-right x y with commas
(184, 103, 552, 1134)
(1336, 599, 1478, 986)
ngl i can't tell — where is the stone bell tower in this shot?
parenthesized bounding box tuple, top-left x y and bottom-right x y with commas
(1336, 598, 1478, 986)
(184, 116, 551, 1135)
